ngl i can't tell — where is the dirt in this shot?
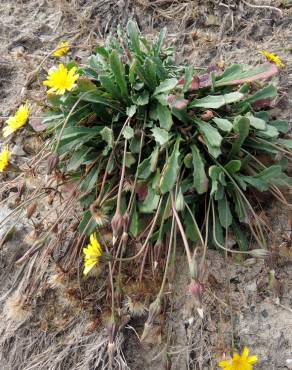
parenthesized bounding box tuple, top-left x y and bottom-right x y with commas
(0, 0, 292, 369)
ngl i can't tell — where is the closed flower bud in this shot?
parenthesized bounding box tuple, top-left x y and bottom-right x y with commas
(141, 297, 161, 342)
(189, 279, 204, 317)
(47, 152, 59, 174)
(250, 249, 270, 258)
(26, 202, 37, 219)
(111, 211, 123, 245)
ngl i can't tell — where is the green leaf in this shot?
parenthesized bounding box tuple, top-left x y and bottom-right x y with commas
(100, 127, 114, 148)
(139, 186, 160, 213)
(175, 187, 185, 211)
(228, 117, 250, 159)
(127, 20, 141, 55)
(153, 27, 167, 55)
(209, 165, 221, 196)
(109, 50, 128, 99)
(232, 221, 248, 251)
(125, 152, 136, 168)
(218, 196, 233, 228)
(153, 78, 178, 96)
(159, 137, 181, 194)
(156, 103, 173, 131)
(138, 156, 152, 179)
(122, 126, 134, 140)
(256, 124, 279, 139)
(143, 58, 157, 91)
(126, 105, 137, 117)
(80, 166, 99, 191)
(224, 160, 241, 174)
(190, 92, 244, 109)
(99, 75, 121, 99)
(150, 146, 159, 172)
(212, 118, 233, 133)
(183, 66, 194, 93)
(195, 120, 223, 148)
(129, 205, 140, 237)
(67, 147, 91, 171)
(191, 144, 208, 194)
(132, 90, 149, 105)
(151, 127, 169, 146)
(246, 84, 277, 104)
(245, 113, 266, 130)
(78, 210, 98, 236)
(269, 119, 290, 134)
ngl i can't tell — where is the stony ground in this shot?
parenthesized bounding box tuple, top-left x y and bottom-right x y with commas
(0, 1, 292, 369)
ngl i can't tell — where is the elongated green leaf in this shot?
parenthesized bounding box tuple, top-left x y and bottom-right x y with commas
(67, 147, 91, 171)
(195, 120, 223, 147)
(140, 186, 160, 213)
(269, 119, 290, 134)
(256, 124, 279, 139)
(245, 113, 266, 130)
(129, 205, 140, 237)
(209, 165, 221, 196)
(157, 103, 173, 131)
(228, 117, 250, 159)
(213, 118, 233, 132)
(183, 66, 194, 93)
(153, 27, 167, 55)
(138, 156, 152, 179)
(109, 50, 128, 99)
(218, 196, 233, 228)
(159, 137, 181, 194)
(191, 144, 208, 194)
(190, 91, 244, 109)
(153, 78, 178, 96)
(151, 127, 169, 146)
(99, 75, 121, 99)
(246, 84, 277, 104)
(150, 146, 159, 172)
(232, 221, 248, 251)
(127, 20, 141, 54)
(143, 58, 157, 91)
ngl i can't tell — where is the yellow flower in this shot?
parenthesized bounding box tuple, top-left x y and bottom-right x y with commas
(0, 145, 11, 172)
(260, 50, 285, 68)
(53, 41, 70, 57)
(219, 347, 258, 370)
(43, 64, 79, 95)
(3, 102, 30, 137)
(83, 233, 102, 276)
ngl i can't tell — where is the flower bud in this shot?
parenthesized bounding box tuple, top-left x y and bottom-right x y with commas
(111, 211, 123, 245)
(141, 297, 161, 342)
(26, 202, 37, 219)
(47, 152, 59, 174)
(189, 279, 204, 318)
(249, 249, 270, 258)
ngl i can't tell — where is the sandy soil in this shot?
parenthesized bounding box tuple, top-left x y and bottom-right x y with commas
(0, 1, 292, 369)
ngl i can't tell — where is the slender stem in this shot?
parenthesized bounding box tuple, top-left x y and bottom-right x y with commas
(170, 191, 193, 276)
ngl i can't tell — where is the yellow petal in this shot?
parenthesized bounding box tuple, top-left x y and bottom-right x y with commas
(242, 347, 249, 358)
(248, 355, 258, 364)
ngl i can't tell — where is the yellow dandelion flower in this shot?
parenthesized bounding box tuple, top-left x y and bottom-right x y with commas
(260, 50, 285, 68)
(0, 145, 11, 172)
(219, 347, 258, 370)
(3, 102, 30, 137)
(53, 41, 70, 57)
(83, 233, 102, 276)
(43, 64, 79, 95)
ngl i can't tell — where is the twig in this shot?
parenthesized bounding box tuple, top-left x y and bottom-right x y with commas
(241, 0, 283, 16)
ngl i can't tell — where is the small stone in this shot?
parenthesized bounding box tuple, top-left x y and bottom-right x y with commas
(261, 309, 269, 318)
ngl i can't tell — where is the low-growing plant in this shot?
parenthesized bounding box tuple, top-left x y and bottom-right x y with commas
(1, 21, 291, 355)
